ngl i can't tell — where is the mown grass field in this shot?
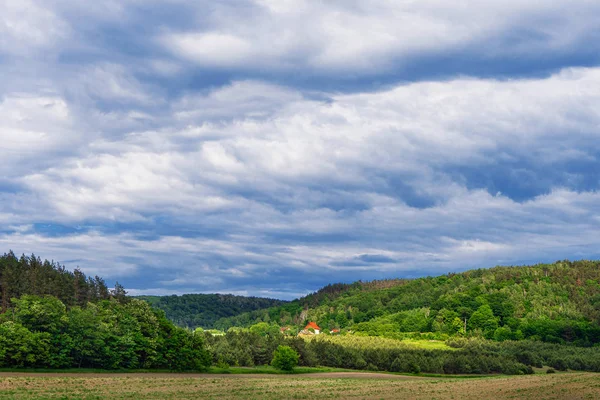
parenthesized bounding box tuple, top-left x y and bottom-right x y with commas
(0, 372, 598, 399)
(302, 334, 456, 351)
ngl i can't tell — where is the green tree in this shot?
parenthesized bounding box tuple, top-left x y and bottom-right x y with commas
(493, 326, 512, 341)
(12, 295, 68, 333)
(468, 305, 499, 338)
(271, 345, 299, 371)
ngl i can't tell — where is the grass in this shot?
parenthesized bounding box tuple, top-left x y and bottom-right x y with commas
(303, 334, 456, 351)
(399, 339, 455, 350)
(0, 372, 598, 399)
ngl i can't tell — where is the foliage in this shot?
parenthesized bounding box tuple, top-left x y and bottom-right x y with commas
(0, 251, 113, 311)
(270, 345, 299, 371)
(215, 260, 600, 345)
(138, 294, 287, 329)
(0, 295, 211, 371)
(203, 328, 600, 375)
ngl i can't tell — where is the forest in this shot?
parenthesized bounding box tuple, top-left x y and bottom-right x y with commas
(214, 260, 600, 346)
(0, 252, 210, 370)
(138, 294, 287, 329)
(1, 251, 600, 374)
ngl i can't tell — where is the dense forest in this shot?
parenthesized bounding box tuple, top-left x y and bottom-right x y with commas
(0, 252, 210, 370)
(138, 294, 287, 329)
(2, 251, 599, 374)
(0, 251, 121, 311)
(214, 260, 600, 345)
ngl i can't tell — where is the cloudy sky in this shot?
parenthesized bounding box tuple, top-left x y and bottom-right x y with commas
(2, 0, 600, 299)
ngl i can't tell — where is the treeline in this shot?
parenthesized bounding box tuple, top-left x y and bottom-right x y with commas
(214, 260, 600, 345)
(0, 251, 210, 370)
(0, 295, 210, 370)
(0, 251, 122, 311)
(138, 294, 287, 329)
(204, 330, 600, 374)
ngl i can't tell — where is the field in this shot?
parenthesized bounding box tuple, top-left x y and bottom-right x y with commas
(0, 372, 598, 399)
(303, 335, 456, 351)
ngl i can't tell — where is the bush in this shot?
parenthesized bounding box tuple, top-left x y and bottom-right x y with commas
(547, 368, 556, 374)
(271, 345, 299, 371)
(366, 363, 379, 371)
(408, 361, 421, 374)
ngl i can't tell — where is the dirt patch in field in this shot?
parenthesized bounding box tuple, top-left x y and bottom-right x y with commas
(0, 371, 425, 379)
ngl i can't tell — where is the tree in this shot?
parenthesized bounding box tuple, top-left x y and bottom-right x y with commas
(468, 305, 498, 338)
(271, 345, 299, 371)
(111, 282, 128, 303)
(12, 295, 67, 333)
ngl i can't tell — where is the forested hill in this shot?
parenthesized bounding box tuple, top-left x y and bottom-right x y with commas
(0, 251, 125, 311)
(214, 260, 600, 345)
(138, 294, 288, 329)
(0, 251, 211, 370)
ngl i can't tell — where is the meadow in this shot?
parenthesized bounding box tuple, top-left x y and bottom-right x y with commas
(302, 335, 456, 351)
(0, 372, 598, 399)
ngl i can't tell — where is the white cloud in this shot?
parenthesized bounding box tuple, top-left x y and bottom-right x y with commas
(13, 67, 600, 225)
(68, 64, 158, 105)
(163, 33, 254, 67)
(0, 94, 79, 176)
(0, 0, 70, 56)
(161, 0, 600, 71)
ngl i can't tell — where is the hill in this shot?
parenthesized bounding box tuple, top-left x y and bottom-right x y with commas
(138, 294, 288, 329)
(214, 260, 600, 345)
(0, 251, 211, 370)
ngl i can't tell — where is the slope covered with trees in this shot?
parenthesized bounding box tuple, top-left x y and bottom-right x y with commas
(0, 251, 210, 370)
(138, 294, 288, 329)
(3, 251, 599, 375)
(214, 260, 600, 345)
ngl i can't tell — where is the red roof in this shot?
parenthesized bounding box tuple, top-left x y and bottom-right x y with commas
(305, 322, 321, 330)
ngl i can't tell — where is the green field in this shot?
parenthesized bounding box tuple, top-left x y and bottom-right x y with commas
(0, 372, 598, 399)
(303, 335, 456, 351)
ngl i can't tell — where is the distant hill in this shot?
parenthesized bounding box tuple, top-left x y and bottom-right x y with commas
(137, 293, 288, 329)
(214, 260, 600, 345)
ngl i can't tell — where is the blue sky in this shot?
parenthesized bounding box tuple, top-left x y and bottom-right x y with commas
(1, 0, 600, 299)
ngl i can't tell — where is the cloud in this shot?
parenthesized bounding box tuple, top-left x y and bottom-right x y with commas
(2, 1, 600, 298)
(1, 67, 599, 297)
(160, 0, 600, 74)
(0, 0, 70, 57)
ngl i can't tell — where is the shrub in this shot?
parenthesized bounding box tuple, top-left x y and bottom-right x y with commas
(366, 363, 379, 371)
(271, 345, 299, 371)
(408, 361, 421, 374)
(547, 368, 556, 374)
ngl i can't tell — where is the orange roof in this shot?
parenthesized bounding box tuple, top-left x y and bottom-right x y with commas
(305, 322, 321, 330)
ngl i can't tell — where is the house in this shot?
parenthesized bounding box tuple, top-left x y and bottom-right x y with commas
(304, 322, 321, 334)
(280, 326, 293, 335)
(330, 328, 340, 334)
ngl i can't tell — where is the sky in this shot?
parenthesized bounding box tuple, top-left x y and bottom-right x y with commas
(1, 0, 600, 300)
